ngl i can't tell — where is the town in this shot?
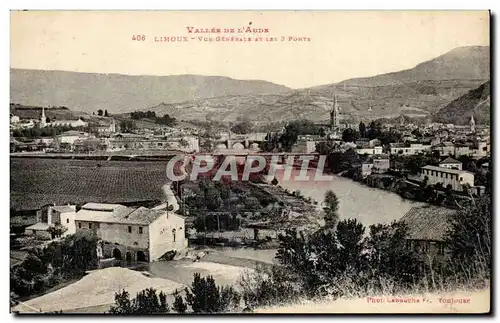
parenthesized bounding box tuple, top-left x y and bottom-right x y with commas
(9, 10, 491, 315)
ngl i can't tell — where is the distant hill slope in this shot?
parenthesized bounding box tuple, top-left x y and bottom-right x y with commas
(434, 81, 491, 125)
(10, 69, 291, 114)
(147, 46, 489, 123)
(331, 46, 490, 87)
(11, 46, 489, 124)
(9, 103, 91, 121)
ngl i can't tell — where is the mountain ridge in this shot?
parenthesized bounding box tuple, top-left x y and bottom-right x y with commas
(10, 46, 490, 123)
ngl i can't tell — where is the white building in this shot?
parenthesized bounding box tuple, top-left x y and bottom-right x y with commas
(390, 143, 431, 155)
(74, 203, 187, 262)
(57, 130, 90, 145)
(420, 165, 474, 191)
(50, 119, 88, 128)
(361, 162, 374, 176)
(356, 146, 383, 156)
(438, 157, 463, 170)
(292, 140, 317, 154)
(10, 115, 20, 124)
(49, 205, 77, 235)
(95, 120, 117, 135)
(24, 204, 77, 239)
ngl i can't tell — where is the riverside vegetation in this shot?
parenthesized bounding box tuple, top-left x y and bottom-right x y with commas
(106, 188, 490, 314)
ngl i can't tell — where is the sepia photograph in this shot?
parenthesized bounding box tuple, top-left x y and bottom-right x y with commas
(9, 10, 491, 314)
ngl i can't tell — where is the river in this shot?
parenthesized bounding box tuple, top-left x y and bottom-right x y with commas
(274, 168, 426, 226)
(148, 168, 425, 286)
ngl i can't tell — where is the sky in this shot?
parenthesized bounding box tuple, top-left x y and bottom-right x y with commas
(10, 11, 490, 89)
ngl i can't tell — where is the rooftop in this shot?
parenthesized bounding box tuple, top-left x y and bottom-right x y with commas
(75, 203, 167, 225)
(400, 206, 457, 241)
(26, 222, 51, 231)
(51, 205, 76, 213)
(421, 165, 474, 176)
(439, 157, 462, 165)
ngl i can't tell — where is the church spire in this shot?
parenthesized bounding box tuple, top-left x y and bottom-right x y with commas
(40, 107, 46, 127)
(470, 114, 476, 133)
(330, 94, 339, 133)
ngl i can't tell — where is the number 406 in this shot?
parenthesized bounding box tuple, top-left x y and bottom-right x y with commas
(132, 35, 146, 41)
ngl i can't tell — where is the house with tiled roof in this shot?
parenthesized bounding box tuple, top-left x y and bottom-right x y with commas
(439, 157, 463, 170)
(75, 203, 187, 262)
(400, 205, 457, 258)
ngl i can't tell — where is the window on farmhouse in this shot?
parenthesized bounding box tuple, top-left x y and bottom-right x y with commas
(78, 223, 81, 229)
(139, 227, 143, 234)
(460, 177, 463, 181)
(128, 226, 132, 233)
(89, 223, 92, 229)
(66, 218, 69, 224)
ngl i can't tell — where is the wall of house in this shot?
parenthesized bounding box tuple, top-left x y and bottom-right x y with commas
(361, 163, 373, 176)
(373, 159, 390, 173)
(459, 172, 475, 188)
(149, 212, 186, 261)
(420, 167, 474, 191)
(75, 220, 150, 249)
(60, 211, 76, 235)
(439, 162, 463, 170)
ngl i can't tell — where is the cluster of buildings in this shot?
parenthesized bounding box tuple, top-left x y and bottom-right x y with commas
(23, 186, 187, 263)
(10, 107, 201, 154)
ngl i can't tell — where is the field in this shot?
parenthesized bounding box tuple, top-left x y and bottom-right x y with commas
(10, 158, 170, 211)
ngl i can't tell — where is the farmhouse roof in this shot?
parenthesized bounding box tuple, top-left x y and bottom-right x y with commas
(76, 203, 166, 225)
(51, 205, 76, 213)
(439, 157, 461, 165)
(400, 206, 457, 242)
(26, 222, 51, 231)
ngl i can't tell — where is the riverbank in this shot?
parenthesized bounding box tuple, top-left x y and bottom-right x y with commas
(275, 168, 425, 226)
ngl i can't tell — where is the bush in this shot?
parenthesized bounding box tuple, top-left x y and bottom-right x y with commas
(109, 288, 170, 314)
(185, 273, 240, 313)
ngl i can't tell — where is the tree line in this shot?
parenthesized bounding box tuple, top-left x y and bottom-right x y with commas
(129, 110, 178, 127)
(107, 189, 491, 313)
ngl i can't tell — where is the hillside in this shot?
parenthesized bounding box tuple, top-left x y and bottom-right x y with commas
(147, 46, 489, 123)
(9, 103, 91, 120)
(10, 69, 291, 114)
(434, 81, 491, 125)
(331, 46, 490, 87)
(10, 46, 489, 124)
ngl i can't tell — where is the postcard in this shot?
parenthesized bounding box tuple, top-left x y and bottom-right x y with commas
(9, 10, 491, 314)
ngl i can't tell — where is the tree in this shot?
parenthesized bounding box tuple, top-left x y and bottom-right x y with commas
(155, 114, 177, 127)
(342, 128, 358, 143)
(109, 288, 170, 314)
(365, 221, 425, 286)
(104, 109, 109, 117)
(172, 290, 187, 313)
(367, 121, 382, 140)
(323, 190, 340, 228)
(109, 290, 134, 314)
(185, 273, 240, 313)
(359, 121, 366, 138)
(47, 224, 67, 239)
(97, 109, 103, 116)
(231, 120, 253, 134)
(444, 195, 491, 279)
(119, 120, 137, 133)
